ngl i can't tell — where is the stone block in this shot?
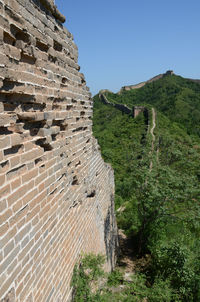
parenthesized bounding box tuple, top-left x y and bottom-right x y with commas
(7, 44, 21, 60)
(0, 114, 17, 127)
(0, 288, 15, 302)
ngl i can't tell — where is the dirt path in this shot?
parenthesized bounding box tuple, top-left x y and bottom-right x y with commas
(150, 108, 156, 148)
(116, 109, 156, 277)
(149, 108, 156, 171)
(117, 230, 151, 275)
(118, 230, 136, 272)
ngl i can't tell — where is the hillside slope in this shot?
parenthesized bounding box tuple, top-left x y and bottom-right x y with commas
(102, 74, 200, 138)
(92, 76, 200, 301)
(119, 70, 174, 92)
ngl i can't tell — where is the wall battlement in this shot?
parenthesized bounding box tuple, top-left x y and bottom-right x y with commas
(99, 93, 132, 115)
(119, 70, 174, 93)
(0, 1, 117, 301)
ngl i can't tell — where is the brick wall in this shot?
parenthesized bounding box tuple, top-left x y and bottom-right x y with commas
(0, 1, 118, 301)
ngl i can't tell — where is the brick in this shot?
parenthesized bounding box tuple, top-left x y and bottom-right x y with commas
(11, 133, 23, 146)
(15, 223, 31, 244)
(0, 14, 9, 30)
(29, 190, 46, 209)
(22, 168, 38, 183)
(38, 182, 45, 192)
(7, 185, 27, 207)
(30, 237, 42, 258)
(17, 260, 32, 283)
(16, 282, 24, 297)
(22, 188, 38, 206)
(21, 235, 29, 249)
(38, 128, 52, 137)
(0, 114, 17, 127)
(22, 254, 30, 268)
(24, 270, 31, 285)
(9, 155, 21, 168)
(7, 259, 18, 277)
(7, 165, 25, 181)
(17, 217, 26, 230)
(17, 112, 44, 121)
(0, 264, 21, 299)
(32, 215, 39, 226)
(0, 222, 9, 237)
(0, 226, 17, 249)
(0, 53, 8, 66)
(18, 238, 34, 262)
(0, 173, 5, 186)
(26, 180, 34, 192)
(13, 199, 23, 213)
(4, 239, 14, 257)
(35, 171, 48, 186)
(0, 150, 3, 161)
(0, 245, 20, 274)
(21, 149, 44, 164)
(27, 161, 34, 171)
(0, 184, 10, 199)
(0, 135, 11, 150)
(26, 204, 40, 223)
(10, 204, 29, 227)
(0, 199, 7, 213)
(11, 177, 21, 191)
(39, 203, 50, 219)
(24, 141, 35, 152)
(7, 45, 21, 60)
(19, 273, 33, 301)
(0, 209, 12, 225)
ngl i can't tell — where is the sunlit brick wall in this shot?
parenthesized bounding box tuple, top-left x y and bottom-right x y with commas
(0, 1, 117, 301)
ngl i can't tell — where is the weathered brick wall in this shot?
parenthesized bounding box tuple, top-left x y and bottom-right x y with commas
(0, 1, 118, 301)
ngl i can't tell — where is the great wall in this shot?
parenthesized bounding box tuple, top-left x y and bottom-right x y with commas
(0, 1, 118, 301)
(119, 70, 174, 93)
(99, 92, 149, 119)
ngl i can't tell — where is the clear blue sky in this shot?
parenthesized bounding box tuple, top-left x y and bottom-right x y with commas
(55, 0, 200, 95)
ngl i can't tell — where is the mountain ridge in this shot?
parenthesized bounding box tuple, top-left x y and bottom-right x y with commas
(118, 70, 174, 93)
(92, 72, 200, 301)
(96, 73, 200, 138)
(117, 71, 200, 94)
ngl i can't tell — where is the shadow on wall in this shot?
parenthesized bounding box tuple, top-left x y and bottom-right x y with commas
(104, 194, 119, 270)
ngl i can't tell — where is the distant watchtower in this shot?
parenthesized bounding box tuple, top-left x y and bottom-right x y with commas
(133, 106, 146, 118)
(165, 70, 174, 76)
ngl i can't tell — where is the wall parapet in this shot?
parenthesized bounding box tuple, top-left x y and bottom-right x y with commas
(99, 93, 132, 115)
(37, 0, 66, 23)
(0, 1, 117, 301)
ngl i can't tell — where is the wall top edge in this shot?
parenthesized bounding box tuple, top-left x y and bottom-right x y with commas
(38, 0, 66, 23)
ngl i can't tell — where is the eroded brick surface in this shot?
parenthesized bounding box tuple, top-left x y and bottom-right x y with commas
(0, 1, 118, 301)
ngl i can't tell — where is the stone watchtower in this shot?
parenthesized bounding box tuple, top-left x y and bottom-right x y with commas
(133, 106, 146, 118)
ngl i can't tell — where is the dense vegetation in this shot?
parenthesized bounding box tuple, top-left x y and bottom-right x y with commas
(90, 75, 200, 301)
(104, 75, 200, 137)
(71, 253, 180, 302)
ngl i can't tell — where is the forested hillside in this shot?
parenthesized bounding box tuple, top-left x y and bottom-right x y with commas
(90, 75, 200, 301)
(104, 74, 200, 137)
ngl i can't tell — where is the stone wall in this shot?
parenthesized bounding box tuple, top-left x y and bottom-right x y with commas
(119, 70, 174, 93)
(133, 106, 146, 118)
(99, 93, 132, 115)
(0, 1, 118, 301)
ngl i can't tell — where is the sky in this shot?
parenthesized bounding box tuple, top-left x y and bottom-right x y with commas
(55, 0, 200, 96)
